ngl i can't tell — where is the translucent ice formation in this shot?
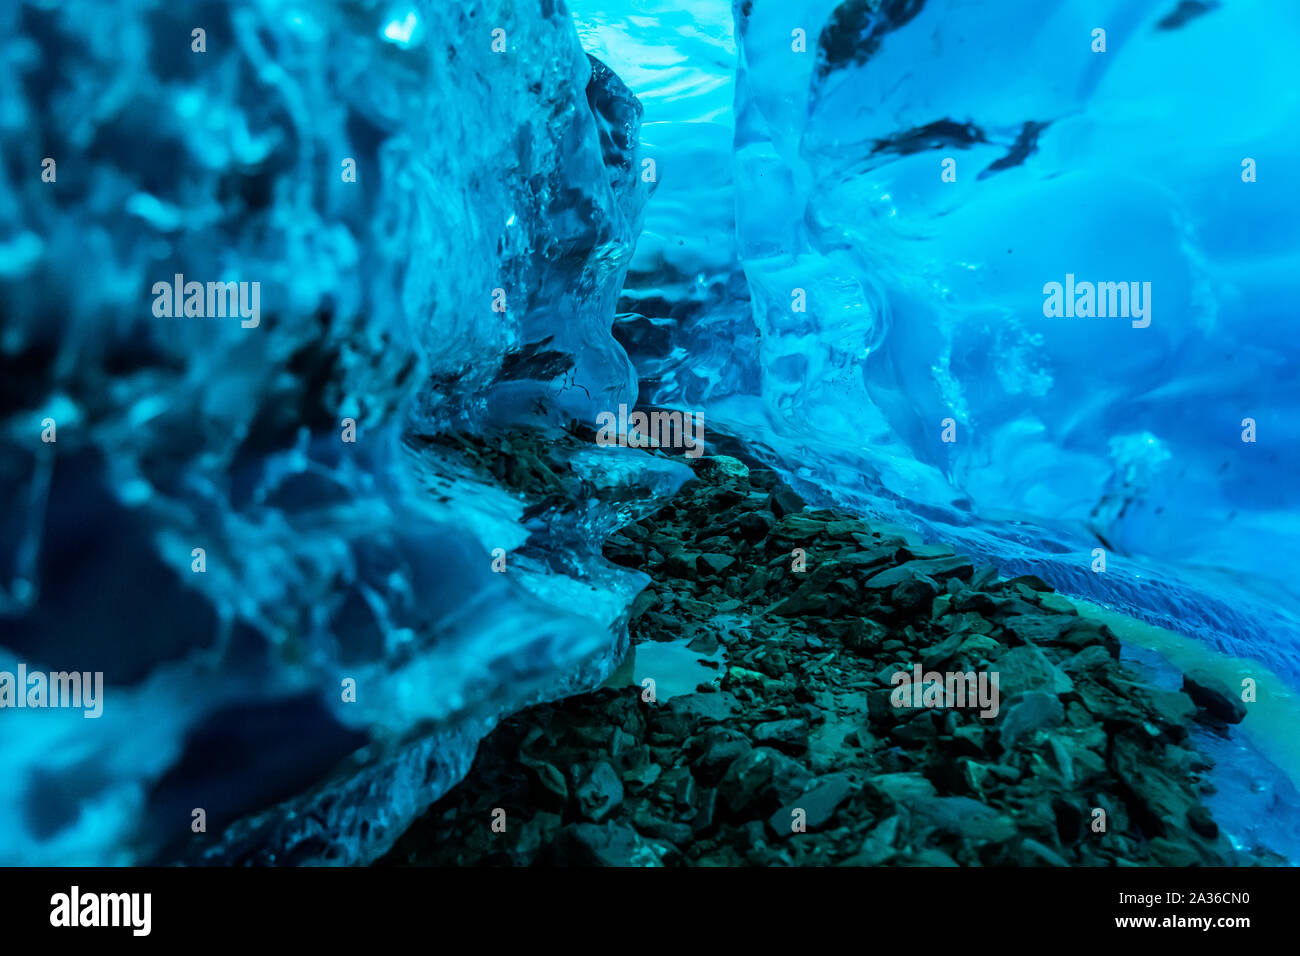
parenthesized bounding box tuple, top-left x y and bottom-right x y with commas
(0, 0, 679, 864)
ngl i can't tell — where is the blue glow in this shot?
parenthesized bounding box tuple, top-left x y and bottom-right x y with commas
(3, 0, 1298, 867)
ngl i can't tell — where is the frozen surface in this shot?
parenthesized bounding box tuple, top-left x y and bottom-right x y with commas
(0, 0, 679, 865)
(4, 0, 1299, 866)
(591, 0, 1300, 686)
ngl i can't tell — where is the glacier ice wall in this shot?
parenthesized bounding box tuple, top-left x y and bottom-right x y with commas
(575, 0, 758, 409)
(5, 0, 1299, 867)
(594, 0, 1300, 685)
(0, 0, 686, 865)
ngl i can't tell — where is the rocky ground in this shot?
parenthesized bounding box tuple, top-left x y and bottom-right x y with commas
(379, 427, 1267, 867)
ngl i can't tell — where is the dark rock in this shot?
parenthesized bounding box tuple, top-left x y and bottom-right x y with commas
(660, 692, 736, 731)
(990, 595, 1042, 618)
(765, 750, 815, 808)
(1187, 805, 1219, 839)
(998, 691, 1064, 748)
(620, 760, 662, 793)
(952, 589, 997, 614)
(1056, 620, 1120, 656)
(628, 589, 658, 620)
(674, 771, 698, 813)
(994, 644, 1072, 698)
(768, 484, 805, 518)
(742, 821, 771, 861)
(767, 773, 855, 838)
(842, 546, 900, 570)
(866, 688, 899, 727)
(889, 574, 941, 614)
(1182, 668, 1247, 724)
(1111, 736, 1196, 834)
(385, 435, 1244, 869)
(957, 633, 1001, 661)
(753, 718, 809, 755)
(713, 488, 744, 508)
(648, 706, 696, 739)
(770, 513, 829, 542)
(864, 558, 969, 589)
(575, 761, 624, 822)
(664, 550, 701, 578)
(853, 816, 901, 864)
(890, 716, 938, 748)
(697, 552, 736, 575)
(866, 771, 937, 806)
(1062, 644, 1113, 678)
(1019, 838, 1068, 866)
(631, 807, 694, 846)
(512, 812, 563, 865)
(687, 631, 721, 655)
(878, 747, 919, 773)
(836, 616, 890, 654)
(737, 511, 773, 543)
(691, 787, 719, 834)
(1000, 574, 1054, 592)
(826, 519, 870, 537)
(609, 727, 638, 761)
(1148, 837, 1203, 867)
(921, 632, 964, 670)
(770, 575, 840, 616)
(902, 848, 959, 867)
(910, 796, 1017, 842)
(1036, 593, 1078, 616)
(944, 725, 988, 757)
(901, 543, 956, 561)
(718, 746, 812, 814)
(526, 760, 568, 807)
(1146, 688, 1196, 735)
(552, 822, 668, 867)
(690, 727, 753, 785)
(756, 647, 790, 678)
(1073, 675, 1140, 725)
(1000, 614, 1074, 646)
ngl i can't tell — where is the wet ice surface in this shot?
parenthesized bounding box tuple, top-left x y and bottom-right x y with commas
(1120, 641, 1300, 863)
(0, 0, 661, 865)
(1192, 725, 1300, 864)
(5, 0, 1298, 867)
